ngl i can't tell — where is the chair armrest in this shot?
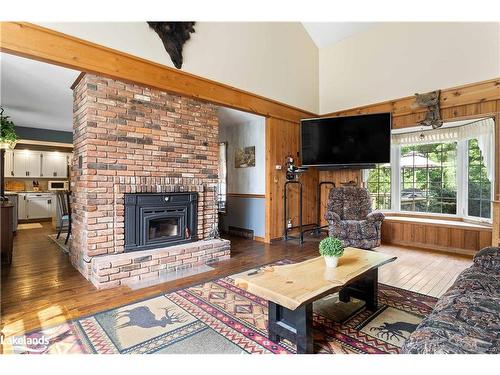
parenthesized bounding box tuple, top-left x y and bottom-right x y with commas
(366, 211, 385, 222)
(324, 211, 341, 222)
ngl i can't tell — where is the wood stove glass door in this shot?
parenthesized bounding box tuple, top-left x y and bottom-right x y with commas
(142, 209, 186, 246)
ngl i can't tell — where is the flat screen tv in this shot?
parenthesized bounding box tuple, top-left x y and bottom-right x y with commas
(300, 113, 391, 168)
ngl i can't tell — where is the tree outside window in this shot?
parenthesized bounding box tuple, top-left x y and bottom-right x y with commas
(400, 142, 457, 215)
(366, 164, 391, 210)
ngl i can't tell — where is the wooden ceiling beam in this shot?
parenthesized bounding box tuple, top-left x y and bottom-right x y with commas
(0, 22, 314, 123)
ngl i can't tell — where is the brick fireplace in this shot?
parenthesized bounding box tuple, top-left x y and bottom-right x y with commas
(71, 74, 230, 289)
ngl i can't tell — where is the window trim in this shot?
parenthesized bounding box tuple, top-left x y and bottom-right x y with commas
(463, 139, 494, 223)
(367, 138, 494, 223)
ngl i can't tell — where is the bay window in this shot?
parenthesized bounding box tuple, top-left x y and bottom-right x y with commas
(365, 118, 495, 220)
(400, 143, 457, 215)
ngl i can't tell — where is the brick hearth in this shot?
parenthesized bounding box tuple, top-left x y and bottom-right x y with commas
(71, 73, 230, 289)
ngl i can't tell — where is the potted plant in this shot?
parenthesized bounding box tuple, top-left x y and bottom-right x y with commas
(0, 107, 18, 150)
(319, 237, 344, 268)
(1, 107, 18, 200)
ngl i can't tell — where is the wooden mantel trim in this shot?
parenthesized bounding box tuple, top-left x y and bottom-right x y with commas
(0, 22, 314, 123)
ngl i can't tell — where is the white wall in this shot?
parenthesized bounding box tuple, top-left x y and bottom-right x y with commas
(219, 115, 266, 195)
(37, 22, 319, 113)
(319, 22, 500, 114)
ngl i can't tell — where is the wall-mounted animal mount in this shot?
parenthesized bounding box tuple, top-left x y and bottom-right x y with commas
(147, 22, 195, 69)
(413, 90, 443, 129)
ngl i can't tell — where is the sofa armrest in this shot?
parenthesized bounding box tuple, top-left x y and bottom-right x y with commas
(324, 211, 341, 222)
(473, 246, 500, 272)
(366, 211, 385, 222)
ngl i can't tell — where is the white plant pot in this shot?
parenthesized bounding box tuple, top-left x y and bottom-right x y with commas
(324, 256, 339, 268)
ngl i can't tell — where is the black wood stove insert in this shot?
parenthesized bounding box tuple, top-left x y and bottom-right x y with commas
(124, 192, 198, 252)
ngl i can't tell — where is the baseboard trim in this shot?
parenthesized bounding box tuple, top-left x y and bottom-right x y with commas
(226, 193, 266, 199)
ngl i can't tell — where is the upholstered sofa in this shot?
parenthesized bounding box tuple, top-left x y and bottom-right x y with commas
(324, 186, 384, 250)
(402, 246, 500, 354)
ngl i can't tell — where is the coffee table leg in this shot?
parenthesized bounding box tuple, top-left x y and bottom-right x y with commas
(268, 301, 281, 343)
(339, 268, 379, 311)
(268, 301, 313, 354)
(366, 268, 378, 311)
(295, 304, 313, 354)
(365, 268, 378, 311)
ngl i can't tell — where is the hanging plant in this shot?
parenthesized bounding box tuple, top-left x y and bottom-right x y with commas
(0, 106, 18, 149)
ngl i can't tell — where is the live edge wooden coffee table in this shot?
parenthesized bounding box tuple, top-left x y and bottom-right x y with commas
(235, 248, 396, 354)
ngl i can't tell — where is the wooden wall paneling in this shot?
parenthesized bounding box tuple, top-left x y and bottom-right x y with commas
(381, 221, 393, 243)
(402, 223, 414, 242)
(299, 168, 319, 228)
(463, 230, 479, 251)
(479, 100, 497, 114)
(414, 225, 426, 244)
(479, 230, 492, 250)
(437, 227, 451, 248)
(265, 118, 273, 243)
(381, 220, 491, 256)
(265, 118, 318, 240)
(450, 228, 465, 250)
(424, 226, 438, 246)
(493, 201, 500, 247)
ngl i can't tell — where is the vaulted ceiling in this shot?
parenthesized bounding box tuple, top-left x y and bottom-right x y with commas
(302, 22, 377, 48)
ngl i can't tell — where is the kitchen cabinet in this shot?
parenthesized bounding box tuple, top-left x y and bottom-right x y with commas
(41, 152, 69, 178)
(18, 193, 27, 220)
(10, 150, 71, 178)
(3, 150, 14, 177)
(13, 150, 42, 178)
(27, 194, 52, 219)
(18, 193, 54, 220)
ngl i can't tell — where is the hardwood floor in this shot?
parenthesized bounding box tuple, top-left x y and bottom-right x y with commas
(0, 223, 472, 339)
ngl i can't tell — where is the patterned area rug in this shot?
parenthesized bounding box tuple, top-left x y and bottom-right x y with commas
(7, 262, 437, 354)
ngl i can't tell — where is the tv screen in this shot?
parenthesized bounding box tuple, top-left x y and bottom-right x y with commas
(300, 113, 391, 167)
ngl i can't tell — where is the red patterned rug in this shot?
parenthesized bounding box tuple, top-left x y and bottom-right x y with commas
(6, 263, 437, 354)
